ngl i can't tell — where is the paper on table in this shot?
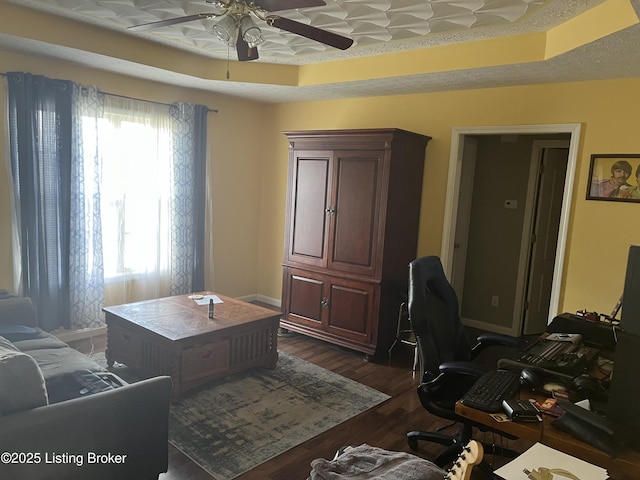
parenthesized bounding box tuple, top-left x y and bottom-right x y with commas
(494, 442, 608, 480)
(194, 295, 223, 305)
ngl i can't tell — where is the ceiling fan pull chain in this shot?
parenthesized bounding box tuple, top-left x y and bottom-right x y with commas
(227, 44, 231, 80)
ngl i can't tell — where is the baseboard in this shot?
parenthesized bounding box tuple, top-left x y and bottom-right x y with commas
(461, 317, 516, 336)
(256, 294, 281, 308)
(235, 294, 281, 309)
(236, 294, 259, 303)
(54, 325, 107, 343)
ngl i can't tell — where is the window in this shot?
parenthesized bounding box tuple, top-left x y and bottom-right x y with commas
(8, 73, 207, 330)
(91, 107, 173, 279)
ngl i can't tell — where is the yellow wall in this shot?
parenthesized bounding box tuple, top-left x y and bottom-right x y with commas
(256, 80, 640, 316)
(2, 49, 640, 320)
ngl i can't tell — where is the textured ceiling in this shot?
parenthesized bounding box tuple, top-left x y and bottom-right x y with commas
(2, 0, 640, 103)
(7, 0, 601, 63)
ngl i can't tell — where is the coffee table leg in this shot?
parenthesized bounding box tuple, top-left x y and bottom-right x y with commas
(105, 349, 115, 368)
(268, 327, 279, 368)
(268, 350, 279, 369)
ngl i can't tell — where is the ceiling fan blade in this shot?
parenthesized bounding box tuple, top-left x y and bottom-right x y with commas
(236, 30, 260, 61)
(254, 0, 325, 12)
(268, 16, 353, 50)
(128, 13, 213, 31)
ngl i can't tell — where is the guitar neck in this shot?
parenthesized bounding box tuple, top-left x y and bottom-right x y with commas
(445, 440, 484, 480)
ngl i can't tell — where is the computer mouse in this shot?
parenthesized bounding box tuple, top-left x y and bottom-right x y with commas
(571, 375, 607, 401)
(519, 368, 544, 392)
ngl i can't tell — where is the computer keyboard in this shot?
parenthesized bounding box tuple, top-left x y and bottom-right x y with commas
(461, 369, 521, 413)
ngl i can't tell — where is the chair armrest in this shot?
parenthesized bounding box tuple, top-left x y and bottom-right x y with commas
(0, 297, 38, 327)
(438, 360, 486, 378)
(470, 332, 521, 357)
(0, 376, 172, 480)
(419, 361, 484, 394)
(418, 362, 486, 417)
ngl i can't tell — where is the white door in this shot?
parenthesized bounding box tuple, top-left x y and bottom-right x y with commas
(523, 146, 569, 334)
(450, 137, 478, 301)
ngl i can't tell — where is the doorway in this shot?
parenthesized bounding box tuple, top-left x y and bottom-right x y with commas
(441, 124, 581, 337)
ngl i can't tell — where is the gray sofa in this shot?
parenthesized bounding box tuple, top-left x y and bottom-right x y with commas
(0, 297, 172, 480)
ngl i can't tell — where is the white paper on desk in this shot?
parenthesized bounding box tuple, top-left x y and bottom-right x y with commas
(194, 295, 223, 305)
(494, 442, 608, 479)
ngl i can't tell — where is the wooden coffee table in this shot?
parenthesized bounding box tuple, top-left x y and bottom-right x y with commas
(103, 292, 280, 396)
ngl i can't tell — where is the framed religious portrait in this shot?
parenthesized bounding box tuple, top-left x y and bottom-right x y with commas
(586, 154, 640, 202)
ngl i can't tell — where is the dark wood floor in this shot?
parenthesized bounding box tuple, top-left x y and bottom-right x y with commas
(159, 332, 533, 480)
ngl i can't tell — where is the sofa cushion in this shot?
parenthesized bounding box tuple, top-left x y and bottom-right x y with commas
(29, 347, 107, 381)
(0, 324, 39, 342)
(0, 297, 38, 327)
(0, 336, 48, 416)
(12, 329, 69, 352)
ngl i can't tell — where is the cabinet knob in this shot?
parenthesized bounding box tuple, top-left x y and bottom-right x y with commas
(325, 207, 336, 216)
(321, 298, 330, 308)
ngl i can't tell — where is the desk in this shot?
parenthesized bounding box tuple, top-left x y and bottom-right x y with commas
(455, 396, 640, 479)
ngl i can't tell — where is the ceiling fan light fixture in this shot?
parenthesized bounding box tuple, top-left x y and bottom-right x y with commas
(212, 15, 239, 46)
(239, 15, 264, 48)
(129, 0, 353, 61)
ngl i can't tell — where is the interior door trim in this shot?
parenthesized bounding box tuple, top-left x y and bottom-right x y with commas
(441, 123, 581, 336)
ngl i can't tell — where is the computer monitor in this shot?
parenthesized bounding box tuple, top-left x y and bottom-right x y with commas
(621, 245, 640, 335)
(607, 330, 640, 451)
(604, 246, 640, 450)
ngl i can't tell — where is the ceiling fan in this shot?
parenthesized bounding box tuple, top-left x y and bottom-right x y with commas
(128, 0, 354, 62)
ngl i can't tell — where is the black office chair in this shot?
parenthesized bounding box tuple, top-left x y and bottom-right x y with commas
(406, 256, 521, 467)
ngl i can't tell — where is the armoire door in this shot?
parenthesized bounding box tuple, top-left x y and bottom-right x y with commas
(327, 150, 384, 277)
(325, 277, 377, 343)
(282, 267, 326, 328)
(283, 267, 377, 344)
(284, 150, 333, 268)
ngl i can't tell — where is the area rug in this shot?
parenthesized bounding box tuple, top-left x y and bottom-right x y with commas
(92, 351, 390, 479)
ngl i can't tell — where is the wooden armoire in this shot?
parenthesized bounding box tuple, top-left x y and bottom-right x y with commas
(280, 129, 431, 359)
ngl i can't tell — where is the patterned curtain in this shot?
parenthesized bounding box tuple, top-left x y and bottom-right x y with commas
(69, 85, 105, 330)
(169, 103, 208, 295)
(7, 72, 74, 331)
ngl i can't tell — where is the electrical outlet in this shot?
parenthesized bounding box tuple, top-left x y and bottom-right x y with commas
(491, 295, 499, 307)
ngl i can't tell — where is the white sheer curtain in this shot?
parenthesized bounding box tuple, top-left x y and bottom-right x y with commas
(98, 96, 175, 306)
